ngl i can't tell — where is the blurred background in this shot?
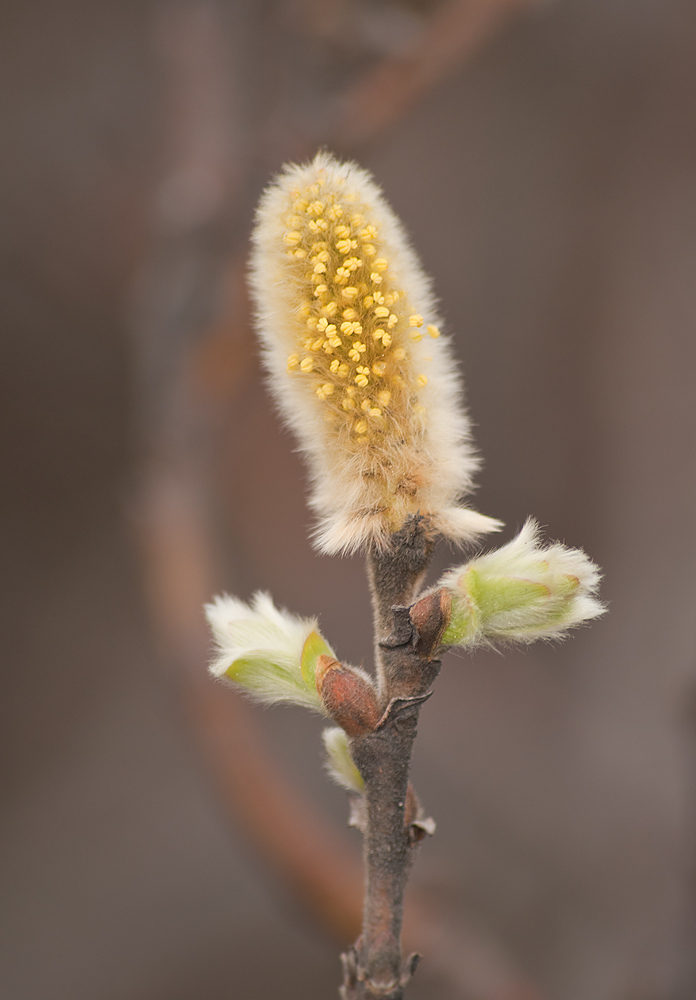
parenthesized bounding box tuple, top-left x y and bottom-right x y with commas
(2, 1, 696, 998)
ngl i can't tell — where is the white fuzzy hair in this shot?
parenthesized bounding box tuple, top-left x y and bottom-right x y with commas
(250, 152, 501, 554)
(205, 592, 326, 710)
(440, 519, 605, 644)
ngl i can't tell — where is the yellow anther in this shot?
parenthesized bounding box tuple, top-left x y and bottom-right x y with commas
(306, 316, 318, 329)
(287, 354, 299, 371)
(377, 389, 391, 406)
(381, 332, 392, 347)
(328, 335, 342, 348)
(322, 301, 338, 316)
(341, 321, 363, 335)
(315, 383, 334, 400)
(417, 374, 428, 387)
(372, 361, 386, 376)
(311, 249, 330, 263)
(313, 262, 327, 274)
(344, 256, 361, 271)
(427, 325, 440, 338)
(308, 201, 324, 215)
(342, 286, 359, 300)
(409, 314, 424, 328)
(300, 357, 314, 373)
(341, 308, 356, 320)
(284, 231, 301, 246)
(374, 305, 389, 319)
(360, 225, 378, 240)
(293, 198, 309, 212)
(346, 386, 357, 396)
(410, 330, 423, 342)
(372, 258, 387, 271)
(372, 291, 385, 305)
(310, 241, 328, 252)
(308, 219, 328, 232)
(373, 328, 385, 341)
(360, 398, 371, 410)
(326, 204, 343, 221)
(392, 346, 405, 359)
(355, 419, 368, 433)
(336, 238, 358, 254)
(369, 407, 382, 417)
(342, 398, 355, 411)
(387, 314, 398, 328)
(297, 303, 311, 318)
(310, 338, 324, 350)
(363, 295, 374, 308)
(355, 377, 369, 388)
(293, 249, 307, 258)
(286, 215, 300, 227)
(329, 359, 340, 373)
(351, 214, 364, 226)
(335, 225, 350, 238)
(370, 273, 383, 285)
(313, 284, 328, 297)
(338, 363, 350, 377)
(317, 317, 329, 331)
(362, 244, 376, 257)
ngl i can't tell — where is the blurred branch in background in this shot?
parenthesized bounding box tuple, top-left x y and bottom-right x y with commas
(132, 1, 545, 996)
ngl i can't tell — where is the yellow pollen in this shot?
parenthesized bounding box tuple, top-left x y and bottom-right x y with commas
(313, 262, 327, 274)
(308, 201, 324, 215)
(287, 354, 299, 371)
(322, 301, 338, 316)
(310, 241, 328, 252)
(355, 420, 368, 433)
(342, 398, 355, 411)
(316, 383, 334, 399)
(417, 374, 428, 387)
(300, 357, 314, 373)
(328, 335, 342, 348)
(427, 325, 440, 338)
(306, 316, 318, 329)
(372, 362, 386, 376)
(373, 291, 385, 305)
(361, 225, 378, 239)
(369, 407, 382, 417)
(410, 330, 423, 342)
(374, 258, 388, 270)
(335, 225, 350, 238)
(374, 306, 389, 319)
(363, 295, 374, 308)
(362, 244, 376, 256)
(377, 389, 391, 405)
(284, 231, 301, 246)
(337, 239, 358, 254)
(387, 314, 398, 329)
(409, 314, 424, 328)
(338, 363, 350, 377)
(351, 214, 364, 226)
(293, 249, 307, 258)
(381, 332, 392, 347)
(342, 307, 357, 320)
(370, 273, 383, 285)
(308, 219, 328, 232)
(310, 337, 324, 350)
(392, 346, 405, 359)
(314, 284, 328, 297)
(360, 399, 371, 411)
(342, 286, 359, 300)
(297, 304, 310, 318)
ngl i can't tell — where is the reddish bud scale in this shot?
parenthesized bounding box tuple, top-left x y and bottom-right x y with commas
(316, 654, 380, 736)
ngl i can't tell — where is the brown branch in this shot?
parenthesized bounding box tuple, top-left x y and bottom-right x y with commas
(132, 2, 549, 996)
(332, 0, 541, 148)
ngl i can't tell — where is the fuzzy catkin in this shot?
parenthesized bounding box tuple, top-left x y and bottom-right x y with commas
(250, 152, 500, 554)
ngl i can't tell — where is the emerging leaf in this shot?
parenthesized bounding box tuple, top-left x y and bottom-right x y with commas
(205, 592, 335, 712)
